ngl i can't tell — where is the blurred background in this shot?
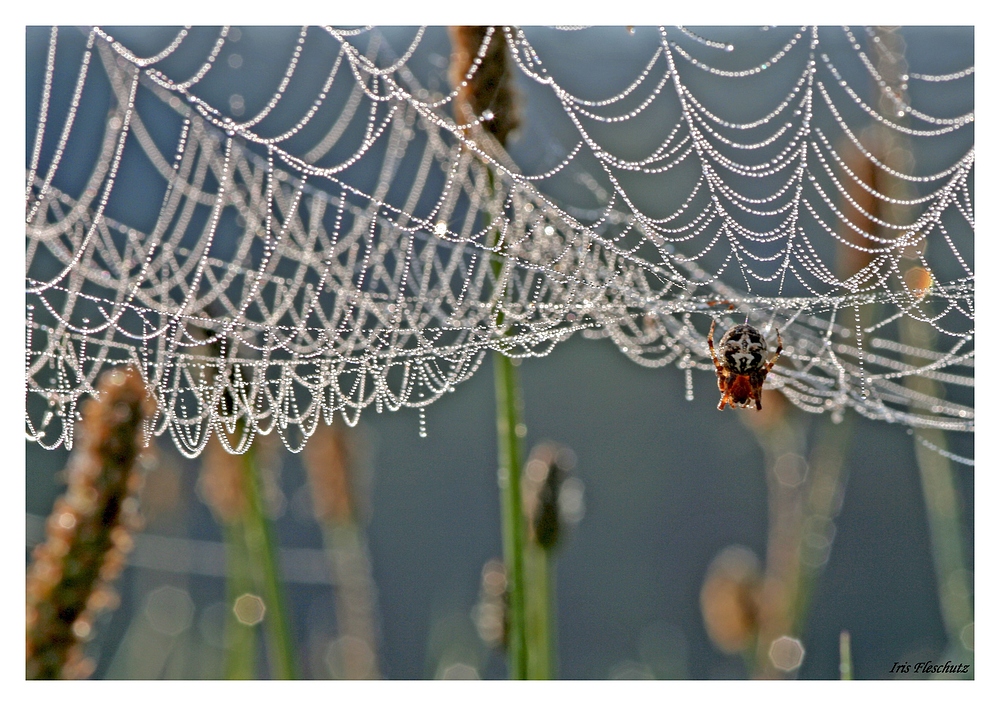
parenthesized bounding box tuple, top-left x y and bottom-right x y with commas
(25, 26, 974, 680)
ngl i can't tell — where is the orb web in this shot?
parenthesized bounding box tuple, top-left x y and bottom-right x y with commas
(26, 26, 973, 458)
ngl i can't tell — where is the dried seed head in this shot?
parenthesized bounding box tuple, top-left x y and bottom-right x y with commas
(522, 441, 579, 549)
(904, 266, 933, 299)
(449, 26, 520, 147)
(700, 545, 762, 654)
(199, 433, 247, 523)
(836, 132, 882, 282)
(302, 418, 365, 524)
(26, 367, 151, 679)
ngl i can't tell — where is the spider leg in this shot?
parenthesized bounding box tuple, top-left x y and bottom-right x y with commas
(708, 320, 726, 375)
(764, 328, 783, 372)
(708, 320, 728, 394)
(755, 330, 783, 410)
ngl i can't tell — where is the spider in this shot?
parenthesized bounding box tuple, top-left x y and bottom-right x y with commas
(708, 320, 783, 411)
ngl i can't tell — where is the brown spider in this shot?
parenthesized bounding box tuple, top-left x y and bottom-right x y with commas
(708, 320, 783, 411)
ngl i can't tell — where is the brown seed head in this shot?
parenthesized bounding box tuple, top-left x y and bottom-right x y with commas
(303, 419, 358, 524)
(26, 366, 151, 679)
(199, 433, 247, 523)
(522, 442, 577, 549)
(449, 26, 520, 147)
(700, 545, 762, 654)
(904, 266, 933, 299)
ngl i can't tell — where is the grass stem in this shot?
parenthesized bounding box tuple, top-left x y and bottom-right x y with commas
(240, 442, 298, 679)
(494, 350, 529, 679)
(222, 518, 257, 679)
(839, 630, 852, 680)
(901, 317, 973, 674)
(525, 544, 554, 678)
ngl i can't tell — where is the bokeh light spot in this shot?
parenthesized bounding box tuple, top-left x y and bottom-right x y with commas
(609, 660, 655, 679)
(233, 593, 266, 626)
(769, 635, 805, 672)
(773, 453, 808, 487)
(325, 635, 377, 679)
(145, 585, 194, 637)
(438, 662, 479, 679)
(960, 622, 974, 651)
(229, 94, 245, 118)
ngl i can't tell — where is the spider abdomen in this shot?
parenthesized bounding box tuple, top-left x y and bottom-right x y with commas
(719, 324, 768, 374)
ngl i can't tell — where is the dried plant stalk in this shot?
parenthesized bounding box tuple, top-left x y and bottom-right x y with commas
(304, 420, 381, 679)
(26, 367, 153, 679)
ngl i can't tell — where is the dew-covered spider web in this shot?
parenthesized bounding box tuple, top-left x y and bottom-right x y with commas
(26, 26, 973, 458)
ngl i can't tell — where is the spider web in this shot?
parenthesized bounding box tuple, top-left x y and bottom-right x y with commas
(25, 26, 974, 458)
